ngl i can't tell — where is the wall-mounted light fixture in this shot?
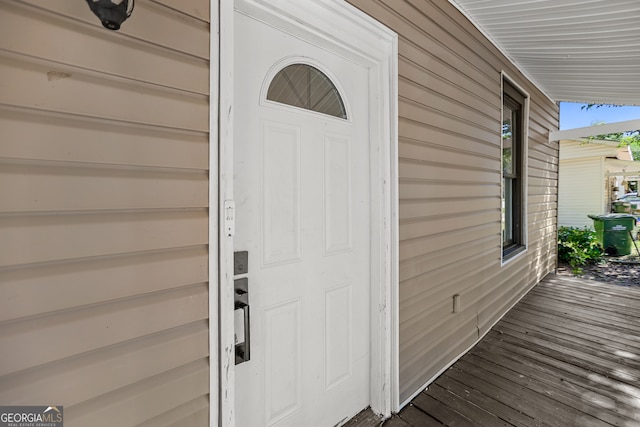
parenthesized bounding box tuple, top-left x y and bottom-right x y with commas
(85, 0, 134, 31)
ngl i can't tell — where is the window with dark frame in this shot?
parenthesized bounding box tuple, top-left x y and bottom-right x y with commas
(502, 79, 526, 259)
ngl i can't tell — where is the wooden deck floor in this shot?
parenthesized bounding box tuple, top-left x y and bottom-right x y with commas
(349, 273, 640, 427)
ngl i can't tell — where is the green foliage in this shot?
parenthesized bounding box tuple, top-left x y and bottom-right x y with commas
(587, 130, 640, 159)
(579, 106, 640, 161)
(558, 227, 603, 273)
(619, 136, 640, 161)
(590, 131, 640, 161)
(502, 118, 513, 174)
(581, 104, 622, 111)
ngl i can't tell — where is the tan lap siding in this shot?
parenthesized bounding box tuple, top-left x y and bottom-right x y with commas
(0, 1, 210, 426)
(348, 0, 559, 402)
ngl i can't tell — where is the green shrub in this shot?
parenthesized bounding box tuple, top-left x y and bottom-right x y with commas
(558, 227, 603, 273)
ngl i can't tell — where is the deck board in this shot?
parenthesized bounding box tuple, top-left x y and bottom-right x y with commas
(369, 274, 640, 427)
(481, 333, 640, 408)
(342, 407, 383, 427)
(471, 337, 640, 416)
(426, 383, 513, 427)
(435, 375, 544, 427)
(411, 391, 484, 426)
(507, 308, 640, 350)
(397, 405, 443, 426)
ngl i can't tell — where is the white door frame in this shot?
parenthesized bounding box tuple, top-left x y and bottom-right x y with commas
(216, 1, 398, 425)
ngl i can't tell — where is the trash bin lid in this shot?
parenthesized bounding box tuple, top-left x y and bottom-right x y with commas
(588, 213, 636, 220)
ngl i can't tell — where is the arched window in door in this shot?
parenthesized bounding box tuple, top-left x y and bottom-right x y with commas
(266, 63, 347, 119)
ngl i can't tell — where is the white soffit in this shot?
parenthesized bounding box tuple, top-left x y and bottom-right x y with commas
(449, 0, 640, 105)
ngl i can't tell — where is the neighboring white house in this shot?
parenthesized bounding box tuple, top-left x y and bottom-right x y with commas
(559, 139, 639, 228)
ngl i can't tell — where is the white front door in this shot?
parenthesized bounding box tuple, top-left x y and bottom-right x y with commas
(233, 9, 372, 427)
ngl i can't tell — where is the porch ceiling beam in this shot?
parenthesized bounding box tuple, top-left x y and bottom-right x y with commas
(550, 119, 640, 142)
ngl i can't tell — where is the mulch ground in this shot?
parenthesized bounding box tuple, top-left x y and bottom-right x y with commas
(557, 258, 640, 287)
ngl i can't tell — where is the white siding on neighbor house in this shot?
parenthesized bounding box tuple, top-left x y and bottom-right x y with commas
(558, 158, 605, 229)
(557, 140, 633, 229)
(349, 0, 559, 403)
(559, 139, 620, 161)
(0, 1, 210, 426)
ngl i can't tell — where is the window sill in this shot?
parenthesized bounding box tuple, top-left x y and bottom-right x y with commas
(502, 245, 526, 265)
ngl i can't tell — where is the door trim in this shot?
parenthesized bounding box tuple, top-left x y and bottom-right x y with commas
(217, 1, 398, 425)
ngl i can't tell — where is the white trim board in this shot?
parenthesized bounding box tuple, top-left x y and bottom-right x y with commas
(217, 1, 399, 425)
(550, 119, 640, 142)
(217, 0, 236, 425)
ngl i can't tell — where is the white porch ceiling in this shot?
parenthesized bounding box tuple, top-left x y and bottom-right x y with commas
(448, 0, 640, 105)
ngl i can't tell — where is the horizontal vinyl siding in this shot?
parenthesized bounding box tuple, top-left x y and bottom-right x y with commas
(559, 140, 619, 160)
(558, 158, 605, 228)
(0, 1, 210, 426)
(349, 0, 559, 403)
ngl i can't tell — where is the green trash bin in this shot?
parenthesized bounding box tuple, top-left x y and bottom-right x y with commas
(612, 201, 631, 213)
(588, 214, 636, 256)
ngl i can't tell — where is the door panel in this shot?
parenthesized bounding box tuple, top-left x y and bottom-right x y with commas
(324, 133, 352, 254)
(261, 122, 301, 265)
(263, 299, 301, 424)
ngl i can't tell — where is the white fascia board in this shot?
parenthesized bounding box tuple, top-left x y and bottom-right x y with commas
(550, 119, 640, 142)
